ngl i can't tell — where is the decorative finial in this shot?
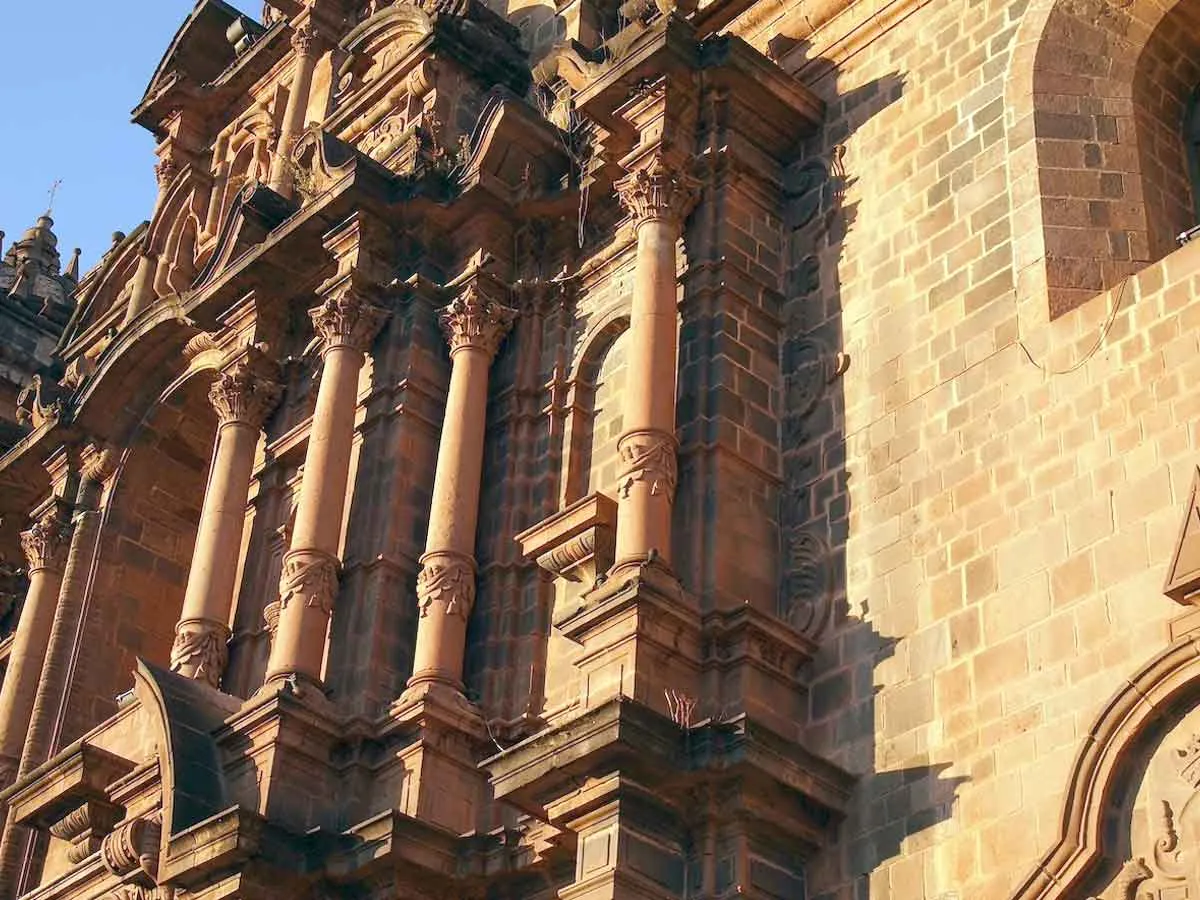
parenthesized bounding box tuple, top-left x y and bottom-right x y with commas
(0, 231, 5, 257)
(46, 179, 63, 216)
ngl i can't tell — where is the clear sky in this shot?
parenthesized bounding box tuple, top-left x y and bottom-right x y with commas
(0, 1, 259, 274)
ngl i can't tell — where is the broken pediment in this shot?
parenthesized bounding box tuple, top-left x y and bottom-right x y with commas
(192, 181, 295, 290)
(459, 90, 574, 202)
(134, 1, 247, 129)
(1164, 467, 1200, 605)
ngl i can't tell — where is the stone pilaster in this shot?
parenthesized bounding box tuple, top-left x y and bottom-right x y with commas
(403, 277, 515, 701)
(264, 275, 388, 689)
(172, 350, 281, 689)
(611, 152, 699, 576)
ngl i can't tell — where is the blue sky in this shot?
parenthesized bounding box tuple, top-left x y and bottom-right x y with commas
(0, 1, 258, 273)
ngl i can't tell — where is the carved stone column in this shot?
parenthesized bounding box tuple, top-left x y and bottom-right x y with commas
(403, 278, 515, 701)
(171, 351, 281, 689)
(264, 277, 387, 688)
(0, 501, 71, 784)
(268, 23, 324, 196)
(611, 153, 699, 575)
(123, 152, 179, 325)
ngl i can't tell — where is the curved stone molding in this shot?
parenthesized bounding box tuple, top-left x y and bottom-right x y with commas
(278, 549, 340, 617)
(439, 285, 517, 359)
(20, 506, 72, 574)
(614, 153, 701, 231)
(416, 552, 476, 619)
(1008, 634, 1200, 900)
(616, 430, 679, 501)
(208, 358, 283, 428)
(169, 619, 231, 689)
(309, 283, 389, 355)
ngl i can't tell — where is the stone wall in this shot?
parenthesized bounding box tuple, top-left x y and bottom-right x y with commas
(756, 0, 1200, 889)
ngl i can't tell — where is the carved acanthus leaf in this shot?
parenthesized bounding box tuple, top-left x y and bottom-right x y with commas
(416, 553, 475, 619)
(169, 620, 230, 689)
(209, 355, 283, 428)
(20, 504, 72, 573)
(617, 430, 678, 501)
(439, 283, 517, 358)
(310, 281, 389, 354)
(614, 153, 700, 230)
(279, 550, 340, 617)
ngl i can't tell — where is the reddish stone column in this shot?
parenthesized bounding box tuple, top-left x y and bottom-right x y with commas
(268, 23, 322, 196)
(265, 280, 387, 689)
(0, 502, 71, 784)
(171, 353, 281, 689)
(404, 282, 515, 699)
(123, 154, 178, 324)
(611, 153, 699, 574)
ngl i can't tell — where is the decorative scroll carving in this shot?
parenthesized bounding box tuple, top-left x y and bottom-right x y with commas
(20, 504, 72, 573)
(616, 430, 678, 501)
(309, 282, 389, 354)
(100, 812, 161, 882)
(1175, 733, 1200, 788)
(169, 620, 230, 689)
(16, 374, 63, 429)
(784, 530, 833, 639)
(208, 355, 283, 428)
(279, 550, 339, 617)
(416, 553, 475, 619)
(614, 153, 701, 230)
(49, 799, 122, 864)
(439, 284, 517, 358)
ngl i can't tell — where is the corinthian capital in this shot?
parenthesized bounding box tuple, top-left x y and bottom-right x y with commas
(310, 278, 390, 355)
(439, 283, 517, 359)
(209, 356, 283, 428)
(614, 153, 701, 231)
(20, 503, 72, 574)
(278, 549, 339, 617)
(416, 551, 475, 620)
(291, 22, 324, 57)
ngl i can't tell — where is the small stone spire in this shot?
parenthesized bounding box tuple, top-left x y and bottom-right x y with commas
(63, 249, 81, 282)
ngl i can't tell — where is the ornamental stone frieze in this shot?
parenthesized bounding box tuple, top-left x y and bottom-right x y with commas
(616, 429, 679, 501)
(278, 549, 340, 618)
(20, 504, 72, 574)
(439, 283, 518, 358)
(416, 551, 476, 619)
(614, 153, 701, 231)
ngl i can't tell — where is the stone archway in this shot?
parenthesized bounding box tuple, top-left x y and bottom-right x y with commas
(1009, 633, 1200, 899)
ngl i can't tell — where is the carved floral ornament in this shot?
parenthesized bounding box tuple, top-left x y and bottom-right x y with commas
(438, 284, 517, 358)
(614, 154, 701, 231)
(616, 429, 678, 502)
(20, 505, 72, 573)
(309, 282, 390, 354)
(279, 549, 340, 618)
(169, 619, 230, 689)
(291, 22, 325, 57)
(416, 552, 475, 619)
(208, 357, 283, 428)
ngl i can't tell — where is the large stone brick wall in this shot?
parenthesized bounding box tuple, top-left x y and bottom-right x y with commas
(752, 0, 1200, 889)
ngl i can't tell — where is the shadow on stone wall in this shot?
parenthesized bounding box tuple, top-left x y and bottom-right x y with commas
(778, 55, 970, 898)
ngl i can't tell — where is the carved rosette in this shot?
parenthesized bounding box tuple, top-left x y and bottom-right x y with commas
(20, 506, 72, 574)
(614, 154, 701, 231)
(208, 359, 283, 428)
(416, 552, 475, 620)
(169, 619, 230, 689)
(309, 286, 389, 355)
(278, 549, 339, 617)
(154, 155, 180, 189)
(616, 430, 679, 502)
(439, 285, 517, 359)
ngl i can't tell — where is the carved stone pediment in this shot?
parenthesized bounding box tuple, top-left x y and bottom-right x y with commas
(190, 181, 294, 290)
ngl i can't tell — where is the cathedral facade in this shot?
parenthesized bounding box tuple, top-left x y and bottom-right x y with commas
(1, 0, 1199, 897)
